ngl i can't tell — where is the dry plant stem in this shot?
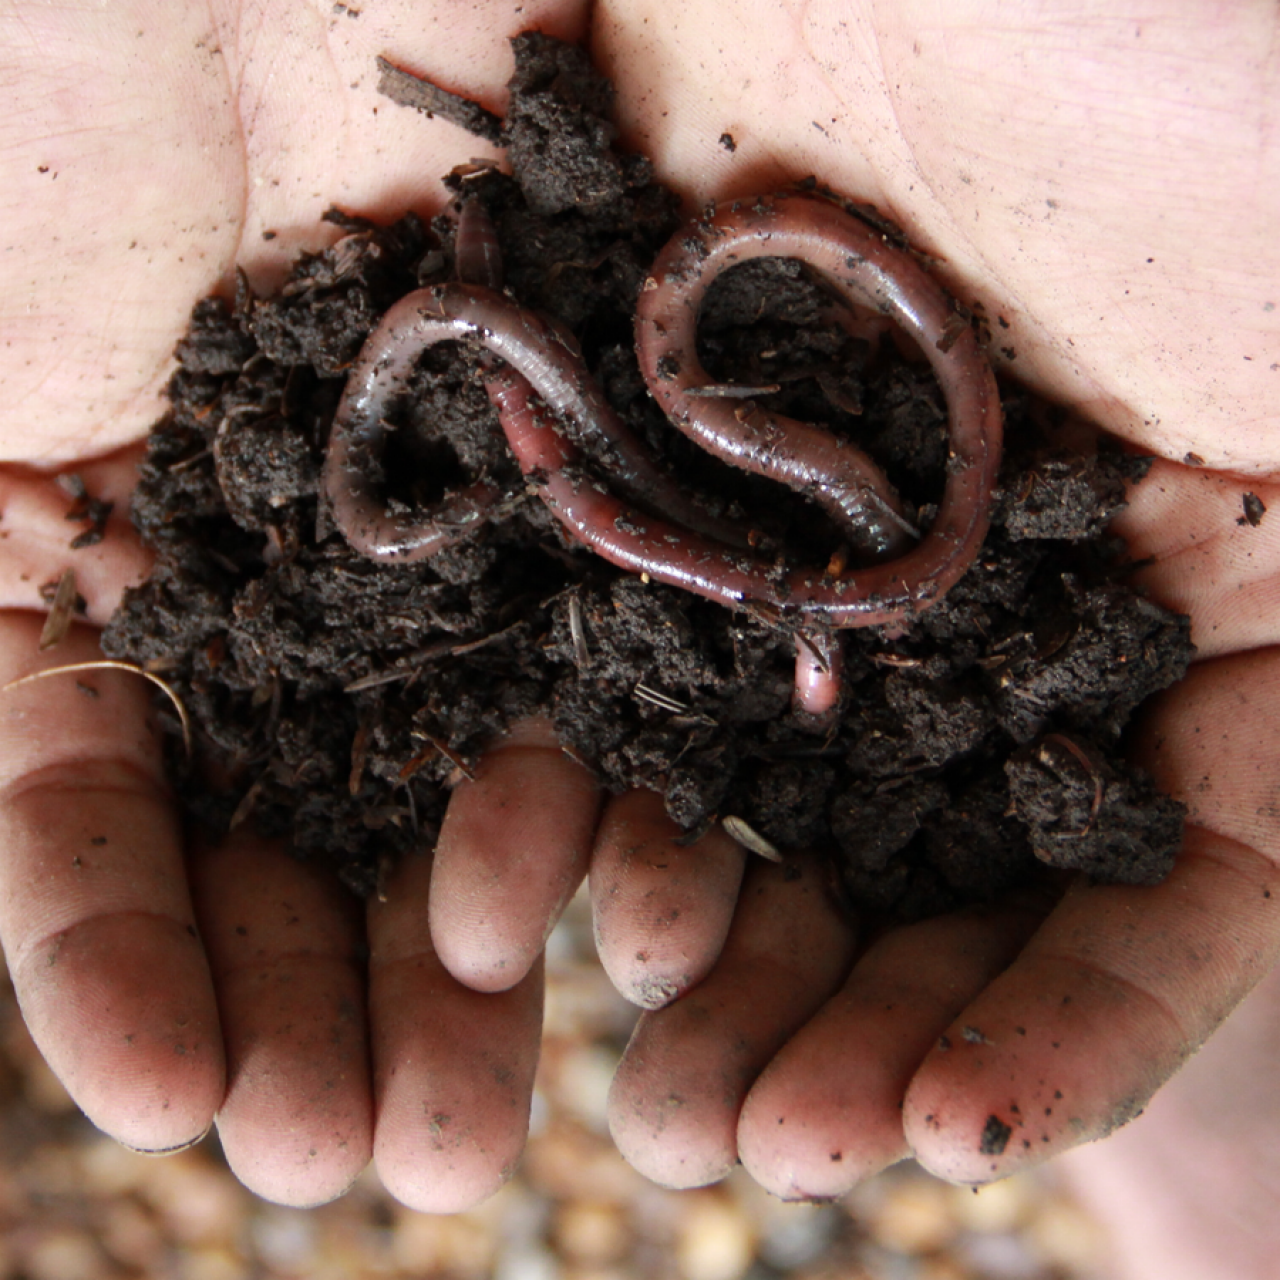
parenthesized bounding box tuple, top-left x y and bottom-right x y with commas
(38, 568, 79, 651)
(2, 660, 193, 757)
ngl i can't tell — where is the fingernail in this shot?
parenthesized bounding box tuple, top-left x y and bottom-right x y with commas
(118, 1123, 213, 1157)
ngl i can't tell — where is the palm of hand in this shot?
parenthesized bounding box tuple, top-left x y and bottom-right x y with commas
(1, 0, 1277, 1208)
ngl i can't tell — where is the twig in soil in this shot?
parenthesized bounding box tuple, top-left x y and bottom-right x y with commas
(568, 595, 590, 669)
(1, 661, 193, 758)
(164, 446, 213, 474)
(342, 629, 510, 692)
(684, 382, 783, 399)
(633, 683, 691, 715)
(349, 722, 372, 796)
(1039, 733, 1105, 830)
(447, 620, 527, 657)
(405, 731, 475, 782)
(870, 651, 924, 669)
(344, 662, 434, 693)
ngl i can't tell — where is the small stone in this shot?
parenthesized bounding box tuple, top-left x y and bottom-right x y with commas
(949, 1173, 1031, 1232)
(23, 1228, 105, 1280)
(865, 1175, 955, 1254)
(553, 1200, 632, 1265)
(673, 1192, 755, 1280)
(1025, 1196, 1111, 1271)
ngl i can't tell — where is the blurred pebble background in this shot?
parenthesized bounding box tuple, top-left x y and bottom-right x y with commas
(0, 885, 1112, 1280)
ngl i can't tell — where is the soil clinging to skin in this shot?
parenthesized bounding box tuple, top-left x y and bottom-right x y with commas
(102, 33, 1192, 917)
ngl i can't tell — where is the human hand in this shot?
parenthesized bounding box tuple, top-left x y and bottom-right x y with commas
(4, 0, 1277, 1214)
(0, 0, 628, 1211)
(575, 0, 1280, 1197)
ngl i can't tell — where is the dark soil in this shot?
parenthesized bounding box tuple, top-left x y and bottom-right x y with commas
(102, 33, 1192, 918)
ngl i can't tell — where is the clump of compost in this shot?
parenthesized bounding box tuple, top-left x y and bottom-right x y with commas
(102, 33, 1191, 917)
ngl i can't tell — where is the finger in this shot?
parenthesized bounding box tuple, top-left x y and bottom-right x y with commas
(904, 651, 1280, 1183)
(737, 895, 1047, 1200)
(1111, 459, 1280, 659)
(369, 847, 542, 1213)
(429, 717, 601, 992)
(0, 615, 223, 1151)
(189, 832, 372, 1207)
(607, 854, 856, 1189)
(590, 790, 746, 1008)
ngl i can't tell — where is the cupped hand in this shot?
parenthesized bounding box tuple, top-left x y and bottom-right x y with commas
(0, 0, 619, 1211)
(575, 0, 1280, 1198)
(0, 0, 785, 1211)
(4, 0, 1278, 1213)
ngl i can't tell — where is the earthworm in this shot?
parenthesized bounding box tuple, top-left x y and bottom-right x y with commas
(325, 193, 1002, 715)
(321, 290, 504, 564)
(323, 202, 742, 562)
(633, 192, 1001, 622)
(454, 195, 504, 291)
(793, 632, 845, 718)
(633, 192, 1003, 710)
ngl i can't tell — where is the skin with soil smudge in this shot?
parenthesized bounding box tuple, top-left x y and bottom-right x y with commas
(102, 33, 1191, 918)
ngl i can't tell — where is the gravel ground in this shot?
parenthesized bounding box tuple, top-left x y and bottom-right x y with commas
(0, 885, 1111, 1280)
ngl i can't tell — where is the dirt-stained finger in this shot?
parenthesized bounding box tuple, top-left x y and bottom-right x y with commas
(0, 616, 224, 1152)
(607, 853, 856, 1189)
(591, 790, 745, 1008)
(738, 895, 1046, 1199)
(906, 654, 1280, 1183)
(370, 846, 543, 1212)
(190, 831, 372, 1207)
(904, 828, 1278, 1183)
(429, 717, 601, 992)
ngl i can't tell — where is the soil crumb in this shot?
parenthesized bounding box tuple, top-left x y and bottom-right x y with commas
(103, 33, 1191, 915)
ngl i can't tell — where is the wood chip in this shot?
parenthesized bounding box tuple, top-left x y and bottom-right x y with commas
(569, 594, 590, 668)
(38, 569, 78, 651)
(722, 815, 783, 862)
(376, 55, 503, 144)
(348, 722, 371, 796)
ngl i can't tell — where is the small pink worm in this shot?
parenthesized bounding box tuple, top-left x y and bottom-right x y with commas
(793, 632, 846, 718)
(454, 195, 505, 291)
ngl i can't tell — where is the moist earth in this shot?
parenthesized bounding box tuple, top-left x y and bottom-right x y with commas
(101, 33, 1192, 918)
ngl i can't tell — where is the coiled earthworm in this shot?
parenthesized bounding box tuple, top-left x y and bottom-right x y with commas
(633, 192, 1002, 712)
(633, 192, 1002, 624)
(324, 193, 1002, 715)
(323, 282, 747, 560)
